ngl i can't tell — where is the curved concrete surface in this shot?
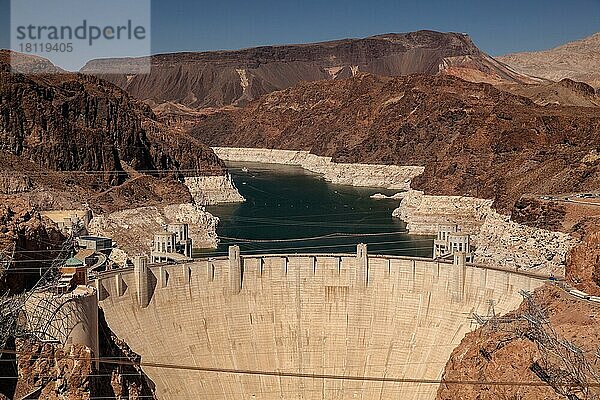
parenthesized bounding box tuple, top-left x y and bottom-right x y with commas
(96, 252, 545, 399)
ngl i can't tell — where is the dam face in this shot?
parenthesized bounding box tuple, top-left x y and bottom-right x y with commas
(97, 252, 545, 399)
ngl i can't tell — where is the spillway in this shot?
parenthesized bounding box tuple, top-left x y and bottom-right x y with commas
(96, 249, 545, 399)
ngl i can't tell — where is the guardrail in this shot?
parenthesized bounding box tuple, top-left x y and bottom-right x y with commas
(553, 281, 600, 305)
(93, 251, 555, 282)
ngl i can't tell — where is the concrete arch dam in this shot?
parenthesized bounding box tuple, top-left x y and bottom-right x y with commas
(96, 248, 546, 399)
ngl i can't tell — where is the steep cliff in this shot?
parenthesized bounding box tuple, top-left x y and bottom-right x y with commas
(0, 199, 65, 293)
(566, 218, 600, 295)
(191, 73, 600, 212)
(0, 53, 227, 212)
(82, 30, 537, 108)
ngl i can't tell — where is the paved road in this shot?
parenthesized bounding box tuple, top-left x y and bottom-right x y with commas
(539, 194, 600, 208)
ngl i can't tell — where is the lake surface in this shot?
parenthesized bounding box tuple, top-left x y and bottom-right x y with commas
(201, 162, 433, 257)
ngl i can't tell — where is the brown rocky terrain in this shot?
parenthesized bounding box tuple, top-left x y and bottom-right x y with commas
(498, 32, 600, 89)
(499, 78, 599, 107)
(12, 340, 94, 399)
(191, 73, 600, 212)
(436, 284, 600, 400)
(3, 310, 157, 400)
(0, 198, 65, 293)
(0, 52, 226, 213)
(511, 197, 568, 232)
(82, 30, 538, 109)
(566, 218, 600, 295)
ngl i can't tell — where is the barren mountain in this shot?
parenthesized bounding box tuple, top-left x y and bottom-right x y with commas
(498, 32, 600, 88)
(0, 52, 225, 212)
(0, 49, 64, 74)
(191, 73, 600, 212)
(82, 30, 538, 108)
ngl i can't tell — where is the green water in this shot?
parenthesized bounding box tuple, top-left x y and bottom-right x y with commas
(201, 162, 433, 257)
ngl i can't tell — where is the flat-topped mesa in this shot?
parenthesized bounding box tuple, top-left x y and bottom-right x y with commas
(96, 246, 546, 400)
(81, 30, 537, 108)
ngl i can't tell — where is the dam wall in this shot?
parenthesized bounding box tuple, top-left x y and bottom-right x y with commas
(212, 147, 425, 189)
(97, 249, 546, 400)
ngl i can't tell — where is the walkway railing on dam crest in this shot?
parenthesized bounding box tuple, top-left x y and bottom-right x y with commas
(94, 244, 551, 309)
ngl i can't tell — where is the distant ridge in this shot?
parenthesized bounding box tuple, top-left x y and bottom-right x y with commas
(81, 30, 539, 109)
(498, 32, 600, 89)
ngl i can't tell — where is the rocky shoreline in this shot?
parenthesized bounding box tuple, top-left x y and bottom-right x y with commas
(394, 190, 576, 275)
(88, 203, 220, 261)
(212, 147, 424, 189)
(184, 174, 245, 205)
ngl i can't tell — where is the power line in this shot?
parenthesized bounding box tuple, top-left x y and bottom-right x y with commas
(11, 232, 424, 253)
(0, 349, 593, 388)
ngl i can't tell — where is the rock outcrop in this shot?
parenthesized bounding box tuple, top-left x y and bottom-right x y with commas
(392, 190, 492, 235)
(473, 211, 575, 275)
(0, 199, 66, 293)
(82, 30, 537, 109)
(436, 285, 600, 400)
(13, 340, 94, 400)
(566, 218, 600, 295)
(194, 73, 600, 213)
(394, 190, 575, 274)
(184, 174, 245, 205)
(88, 204, 219, 257)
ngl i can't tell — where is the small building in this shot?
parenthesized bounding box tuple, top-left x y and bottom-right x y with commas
(153, 231, 176, 255)
(57, 257, 88, 293)
(150, 223, 193, 264)
(77, 236, 113, 253)
(74, 249, 98, 268)
(433, 224, 474, 262)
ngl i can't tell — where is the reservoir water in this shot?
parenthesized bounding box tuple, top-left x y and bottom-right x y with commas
(202, 162, 433, 257)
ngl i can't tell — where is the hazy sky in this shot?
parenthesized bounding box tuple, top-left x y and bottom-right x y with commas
(0, 0, 598, 56)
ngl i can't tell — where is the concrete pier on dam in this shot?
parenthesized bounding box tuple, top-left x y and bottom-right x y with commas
(96, 246, 547, 400)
